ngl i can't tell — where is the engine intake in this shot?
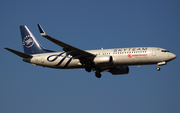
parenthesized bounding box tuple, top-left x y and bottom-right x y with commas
(109, 66, 129, 75)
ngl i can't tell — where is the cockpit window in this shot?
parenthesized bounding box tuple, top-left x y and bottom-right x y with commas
(161, 50, 169, 52)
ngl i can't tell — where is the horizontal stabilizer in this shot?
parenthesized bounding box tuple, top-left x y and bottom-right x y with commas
(4, 47, 33, 58)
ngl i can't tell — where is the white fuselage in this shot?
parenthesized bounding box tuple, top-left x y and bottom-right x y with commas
(4, 25, 177, 78)
(23, 47, 176, 69)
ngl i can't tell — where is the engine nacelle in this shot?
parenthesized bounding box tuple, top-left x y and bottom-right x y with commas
(109, 66, 129, 75)
(93, 55, 113, 66)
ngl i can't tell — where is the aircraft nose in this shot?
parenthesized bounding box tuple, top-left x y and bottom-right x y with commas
(169, 53, 176, 60)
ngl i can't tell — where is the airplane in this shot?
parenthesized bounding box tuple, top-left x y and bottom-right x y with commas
(4, 24, 176, 78)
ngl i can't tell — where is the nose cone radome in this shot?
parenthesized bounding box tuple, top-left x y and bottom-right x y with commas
(169, 53, 176, 60)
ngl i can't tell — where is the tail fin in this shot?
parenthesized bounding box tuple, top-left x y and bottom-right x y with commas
(20, 25, 54, 54)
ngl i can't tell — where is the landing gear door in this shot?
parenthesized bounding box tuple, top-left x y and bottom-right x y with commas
(152, 49, 156, 56)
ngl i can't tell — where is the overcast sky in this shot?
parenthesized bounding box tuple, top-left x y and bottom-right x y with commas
(1, 0, 180, 113)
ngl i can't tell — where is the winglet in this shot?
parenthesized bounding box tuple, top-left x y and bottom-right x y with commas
(37, 24, 46, 36)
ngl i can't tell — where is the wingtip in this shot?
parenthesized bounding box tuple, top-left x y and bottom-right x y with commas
(37, 24, 46, 36)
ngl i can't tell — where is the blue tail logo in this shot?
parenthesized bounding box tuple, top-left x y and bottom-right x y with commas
(23, 35, 34, 48)
(20, 25, 54, 54)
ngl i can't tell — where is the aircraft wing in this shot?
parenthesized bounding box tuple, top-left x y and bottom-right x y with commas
(37, 24, 96, 63)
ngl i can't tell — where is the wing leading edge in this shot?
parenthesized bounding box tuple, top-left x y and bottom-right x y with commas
(37, 24, 96, 64)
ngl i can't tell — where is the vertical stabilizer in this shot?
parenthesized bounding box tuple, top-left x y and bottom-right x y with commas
(20, 25, 53, 54)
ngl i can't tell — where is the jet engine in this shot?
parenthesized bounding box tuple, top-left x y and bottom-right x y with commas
(93, 55, 113, 66)
(108, 66, 129, 75)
